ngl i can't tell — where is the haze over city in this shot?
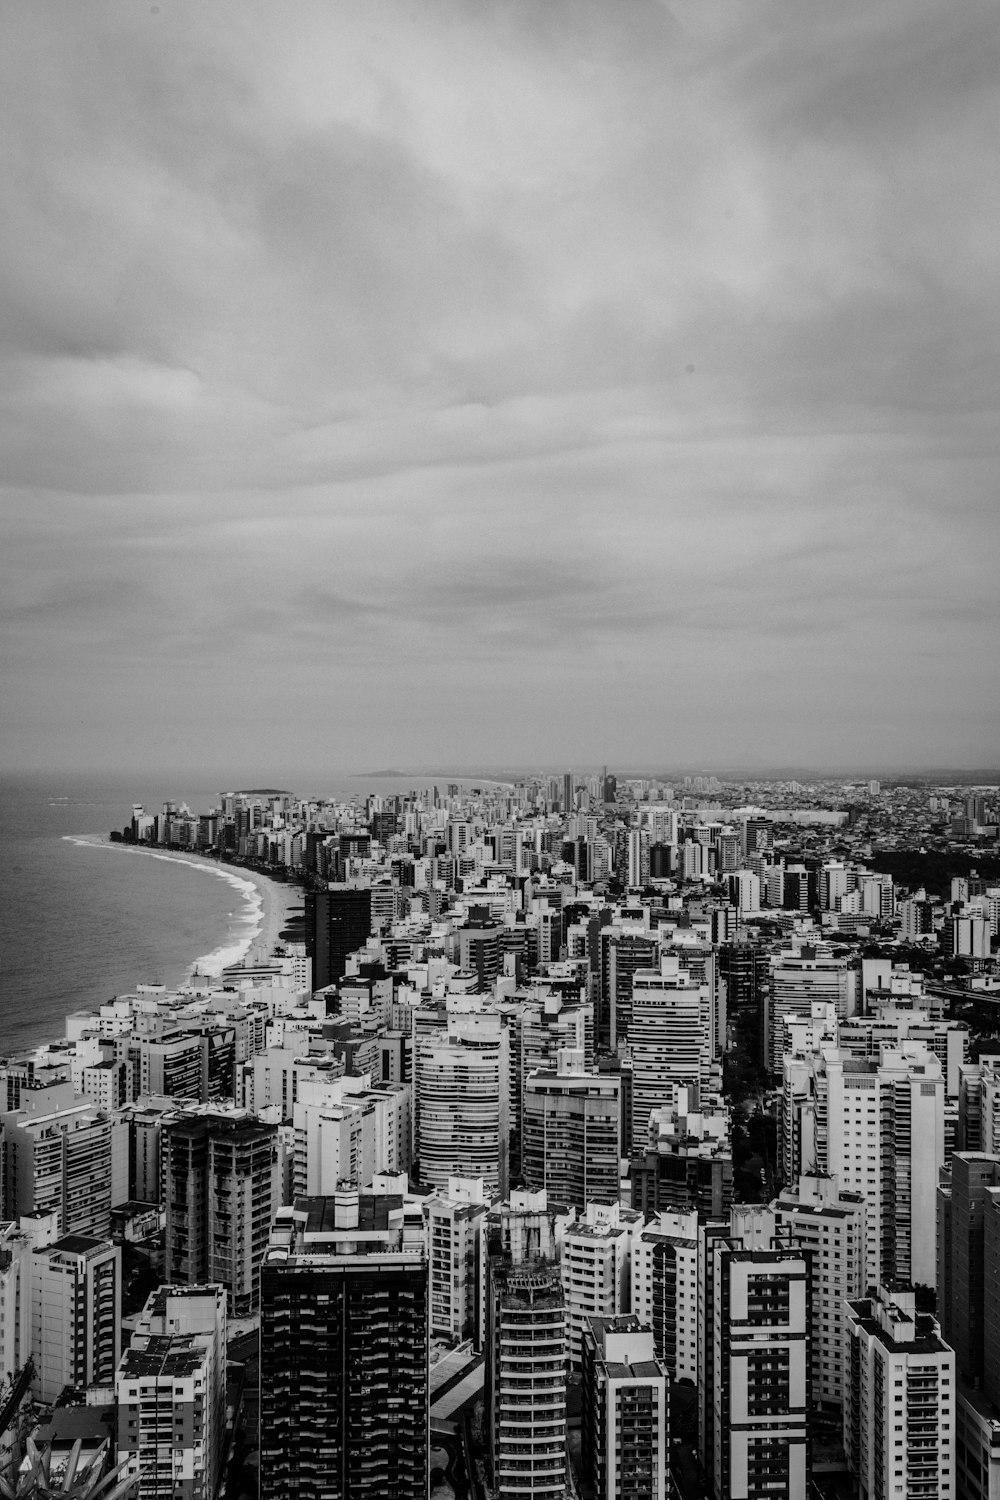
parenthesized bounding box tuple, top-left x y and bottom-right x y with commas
(2, 0, 999, 778)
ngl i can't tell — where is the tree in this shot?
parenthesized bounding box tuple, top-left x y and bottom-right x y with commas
(0, 1439, 139, 1500)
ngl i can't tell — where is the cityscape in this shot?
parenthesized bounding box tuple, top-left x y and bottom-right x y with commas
(2, 769, 1000, 1498)
(3, 4, 999, 1500)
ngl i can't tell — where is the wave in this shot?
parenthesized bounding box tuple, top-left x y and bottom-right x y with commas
(61, 835, 266, 978)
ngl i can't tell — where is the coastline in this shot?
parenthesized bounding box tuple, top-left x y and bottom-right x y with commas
(61, 835, 300, 981)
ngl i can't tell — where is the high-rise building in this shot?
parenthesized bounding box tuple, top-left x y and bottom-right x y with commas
(629, 1088, 732, 1221)
(938, 1152, 1000, 1393)
(770, 1173, 865, 1412)
(459, 914, 502, 994)
(416, 1018, 509, 1196)
(484, 1234, 567, 1499)
(306, 885, 374, 990)
(700, 1218, 812, 1500)
(561, 1202, 644, 1369)
(628, 959, 711, 1165)
(767, 944, 853, 1074)
(581, 1315, 669, 1500)
(134, 1027, 235, 1102)
(31, 1234, 121, 1403)
(425, 1177, 490, 1342)
(603, 929, 659, 1051)
(2, 1087, 113, 1239)
(844, 1286, 955, 1500)
(630, 1210, 700, 1383)
(163, 1108, 280, 1316)
(825, 1045, 944, 1290)
(515, 989, 595, 1134)
(522, 1049, 621, 1207)
(116, 1285, 227, 1500)
(259, 1193, 429, 1500)
(783, 1042, 944, 1290)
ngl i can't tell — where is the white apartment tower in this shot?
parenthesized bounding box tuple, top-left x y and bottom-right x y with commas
(844, 1285, 955, 1500)
(425, 1176, 490, 1343)
(630, 1209, 700, 1384)
(581, 1315, 669, 1500)
(417, 1011, 510, 1197)
(561, 1202, 644, 1369)
(701, 1219, 812, 1500)
(628, 955, 709, 1149)
(31, 1234, 121, 1403)
(771, 1173, 865, 1411)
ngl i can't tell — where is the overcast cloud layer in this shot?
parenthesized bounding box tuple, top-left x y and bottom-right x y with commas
(2, 0, 999, 778)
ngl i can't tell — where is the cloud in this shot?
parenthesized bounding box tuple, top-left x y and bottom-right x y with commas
(1, 0, 998, 773)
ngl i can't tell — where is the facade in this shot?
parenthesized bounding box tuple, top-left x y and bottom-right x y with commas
(485, 1244, 567, 1500)
(581, 1315, 669, 1500)
(628, 956, 709, 1148)
(702, 1223, 812, 1500)
(116, 1285, 227, 1500)
(770, 1173, 865, 1410)
(259, 1194, 429, 1500)
(2, 1089, 113, 1239)
(163, 1109, 280, 1316)
(306, 885, 374, 990)
(844, 1286, 955, 1500)
(631, 1210, 699, 1383)
(522, 1049, 621, 1207)
(561, 1202, 643, 1369)
(417, 1026, 509, 1196)
(31, 1234, 121, 1403)
(425, 1176, 490, 1342)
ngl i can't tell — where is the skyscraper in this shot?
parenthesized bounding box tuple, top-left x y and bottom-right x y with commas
(581, 1315, 669, 1500)
(700, 1218, 812, 1500)
(31, 1234, 121, 1403)
(162, 1108, 280, 1316)
(485, 1238, 567, 1499)
(522, 1049, 621, 1207)
(306, 885, 374, 989)
(259, 1194, 428, 1500)
(417, 1018, 509, 1196)
(844, 1286, 955, 1500)
(628, 956, 709, 1148)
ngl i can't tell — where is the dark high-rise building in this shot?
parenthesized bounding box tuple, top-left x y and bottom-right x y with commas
(718, 942, 762, 1010)
(630, 1142, 733, 1221)
(459, 909, 502, 993)
(306, 885, 374, 989)
(940, 1152, 1000, 1391)
(163, 1110, 279, 1317)
(259, 1194, 428, 1500)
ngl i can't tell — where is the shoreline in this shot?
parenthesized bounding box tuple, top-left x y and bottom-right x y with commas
(62, 835, 300, 981)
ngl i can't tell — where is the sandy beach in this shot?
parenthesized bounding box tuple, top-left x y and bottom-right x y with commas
(238, 867, 301, 966)
(64, 834, 303, 976)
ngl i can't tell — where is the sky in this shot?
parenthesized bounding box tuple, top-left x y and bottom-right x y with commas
(2, 0, 999, 780)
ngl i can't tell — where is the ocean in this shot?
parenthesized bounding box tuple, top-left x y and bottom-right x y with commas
(0, 772, 280, 1057)
(0, 769, 501, 1058)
